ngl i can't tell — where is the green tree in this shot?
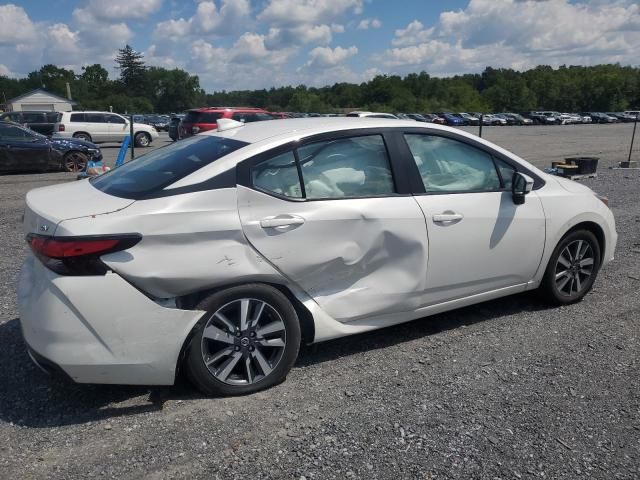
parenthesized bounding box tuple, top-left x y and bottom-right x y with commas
(115, 45, 146, 95)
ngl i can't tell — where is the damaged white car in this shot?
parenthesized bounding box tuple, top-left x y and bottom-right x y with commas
(18, 117, 617, 396)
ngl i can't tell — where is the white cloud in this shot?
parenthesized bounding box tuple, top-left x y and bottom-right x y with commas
(83, 0, 163, 21)
(154, 0, 250, 38)
(305, 45, 358, 69)
(259, 0, 364, 27)
(357, 18, 381, 30)
(391, 20, 433, 47)
(381, 0, 640, 75)
(0, 64, 12, 77)
(265, 24, 333, 49)
(0, 4, 38, 45)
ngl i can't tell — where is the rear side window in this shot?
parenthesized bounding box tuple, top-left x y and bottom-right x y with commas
(251, 135, 396, 200)
(70, 113, 85, 122)
(184, 111, 223, 123)
(91, 135, 247, 199)
(252, 151, 302, 198)
(86, 113, 105, 123)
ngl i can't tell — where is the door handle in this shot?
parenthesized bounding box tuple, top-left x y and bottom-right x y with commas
(433, 213, 463, 223)
(260, 215, 305, 229)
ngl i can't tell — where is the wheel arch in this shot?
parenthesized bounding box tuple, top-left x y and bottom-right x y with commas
(173, 280, 315, 382)
(562, 220, 606, 264)
(72, 131, 92, 140)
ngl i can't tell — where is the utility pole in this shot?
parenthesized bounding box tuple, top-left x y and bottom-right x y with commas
(65, 82, 72, 101)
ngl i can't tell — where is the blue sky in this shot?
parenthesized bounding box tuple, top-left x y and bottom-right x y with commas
(1, 1, 639, 92)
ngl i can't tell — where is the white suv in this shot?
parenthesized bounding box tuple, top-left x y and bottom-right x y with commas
(53, 111, 159, 147)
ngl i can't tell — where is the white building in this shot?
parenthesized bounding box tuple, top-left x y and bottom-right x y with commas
(3, 88, 77, 112)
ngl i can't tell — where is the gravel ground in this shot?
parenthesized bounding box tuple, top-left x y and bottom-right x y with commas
(0, 125, 638, 479)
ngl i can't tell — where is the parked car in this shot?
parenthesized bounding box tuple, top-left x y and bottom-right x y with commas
(435, 112, 465, 126)
(168, 115, 184, 141)
(405, 113, 430, 122)
(480, 114, 507, 126)
(0, 120, 102, 173)
(145, 115, 170, 131)
(524, 112, 558, 125)
(346, 111, 399, 119)
(0, 111, 61, 136)
(180, 107, 275, 139)
(421, 113, 446, 125)
(501, 113, 533, 125)
(606, 112, 635, 123)
(53, 111, 159, 147)
(623, 110, 640, 119)
(583, 112, 617, 124)
(493, 114, 517, 126)
(458, 113, 480, 126)
(270, 112, 292, 119)
(17, 117, 617, 396)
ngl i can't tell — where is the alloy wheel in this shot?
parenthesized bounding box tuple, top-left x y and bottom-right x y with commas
(64, 152, 88, 172)
(554, 239, 595, 296)
(200, 298, 286, 385)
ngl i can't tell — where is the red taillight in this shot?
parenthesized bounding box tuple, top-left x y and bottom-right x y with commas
(29, 236, 120, 259)
(27, 234, 141, 275)
(58, 124, 65, 132)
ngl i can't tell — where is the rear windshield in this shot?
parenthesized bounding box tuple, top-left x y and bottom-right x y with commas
(90, 135, 247, 199)
(184, 111, 223, 123)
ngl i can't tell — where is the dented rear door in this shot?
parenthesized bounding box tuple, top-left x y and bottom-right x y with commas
(238, 187, 428, 322)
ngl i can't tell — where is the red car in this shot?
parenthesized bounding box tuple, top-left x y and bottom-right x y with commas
(179, 107, 275, 138)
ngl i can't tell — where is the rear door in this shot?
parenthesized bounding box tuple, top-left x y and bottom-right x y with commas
(237, 131, 429, 322)
(403, 132, 546, 304)
(85, 113, 109, 142)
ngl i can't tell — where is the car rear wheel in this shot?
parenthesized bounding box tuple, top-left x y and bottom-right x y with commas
(73, 132, 92, 142)
(184, 284, 301, 396)
(63, 151, 88, 173)
(541, 230, 601, 305)
(134, 132, 151, 147)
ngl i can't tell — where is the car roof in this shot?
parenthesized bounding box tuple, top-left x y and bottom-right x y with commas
(203, 117, 441, 144)
(188, 107, 268, 113)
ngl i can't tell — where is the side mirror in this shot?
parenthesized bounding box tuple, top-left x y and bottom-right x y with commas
(512, 171, 534, 205)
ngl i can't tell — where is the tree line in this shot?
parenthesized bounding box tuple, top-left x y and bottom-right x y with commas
(1, 45, 638, 114)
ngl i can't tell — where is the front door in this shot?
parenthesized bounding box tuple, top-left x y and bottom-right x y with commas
(403, 133, 546, 304)
(0, 124, 50, 171)
(237, 133, 429, 322)
(106, 114, 129, 142)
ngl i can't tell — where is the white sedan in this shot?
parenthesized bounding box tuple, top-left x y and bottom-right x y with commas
(18, 118, 616, 396)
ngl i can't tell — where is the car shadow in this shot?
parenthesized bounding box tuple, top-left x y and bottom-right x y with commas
(0, 291, 551, 428)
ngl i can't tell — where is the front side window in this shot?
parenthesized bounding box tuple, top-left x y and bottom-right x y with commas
(404, 134, 501, 193)
(107, 114, 126, 124)
(91, 135, 247, 199)
(252, 151, 302, 198)
(298, 135, 395, 199)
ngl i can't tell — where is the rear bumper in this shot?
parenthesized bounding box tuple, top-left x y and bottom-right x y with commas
(18, 255, 204, 385)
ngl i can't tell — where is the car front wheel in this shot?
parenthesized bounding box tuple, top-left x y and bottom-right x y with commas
(63, 151, 88, 172)
(184, 284, 301, 396)
(541, 230, 601, 305)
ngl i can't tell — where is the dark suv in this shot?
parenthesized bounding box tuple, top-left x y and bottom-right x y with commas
(179, 107, 274, 138)
(0, 111, 61, 136)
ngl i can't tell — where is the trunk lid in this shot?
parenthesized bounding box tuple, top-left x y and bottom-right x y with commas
(23, 180, 134, 236)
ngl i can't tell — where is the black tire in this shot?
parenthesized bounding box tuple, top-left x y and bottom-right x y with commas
(63, 151, 88, 173)
(134, 132, 151, 147)
(540, 230, 601, 305)
(184, 284, 301, 396)
(73, 132, 92, 142)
